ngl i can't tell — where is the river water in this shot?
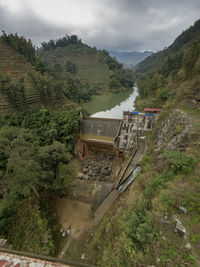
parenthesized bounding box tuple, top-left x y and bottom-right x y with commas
(91, 86, 138, 119)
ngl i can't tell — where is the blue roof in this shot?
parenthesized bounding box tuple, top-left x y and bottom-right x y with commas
(130, 111, 139, 114)
(146, 113, 154, 117)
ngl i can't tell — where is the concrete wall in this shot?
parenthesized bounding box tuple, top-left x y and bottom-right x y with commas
(82, 117, 121, 138)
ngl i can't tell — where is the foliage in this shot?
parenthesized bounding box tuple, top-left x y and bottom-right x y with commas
(66, 60, 78, 73)
(0, 31, 36, 65)
(144, 168, 174, 197)
(63, 77, 95, 103)
(134, 19, 200, 108)
(0, 108, 79, 148)
(41, 35, 82, 51)
(145, 151, 196, 197)
(8, 201, 55, 255)
(127, 204, 157, 248)
(163, 150, 196, 174)
(0, 31, 47, 73)
(28, 72, 63, 103)
(0, 75, 26, 110)
(0, 108, 79, 253)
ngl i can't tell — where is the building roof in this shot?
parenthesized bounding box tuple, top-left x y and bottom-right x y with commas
(144, 108, 162, 112)
(0, 251, 72, 267)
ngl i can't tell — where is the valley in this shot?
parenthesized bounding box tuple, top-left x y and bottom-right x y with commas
(0, 17, 200, 267)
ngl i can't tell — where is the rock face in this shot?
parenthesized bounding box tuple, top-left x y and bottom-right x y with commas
(155, 109, 192, 152)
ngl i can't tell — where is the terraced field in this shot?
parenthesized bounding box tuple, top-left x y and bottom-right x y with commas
(38, 46, 111, 89)
(0, 43, 72, 114)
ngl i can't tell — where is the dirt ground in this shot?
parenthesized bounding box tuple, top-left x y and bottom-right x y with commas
(56, 198, 93, 237)
(56, 151, 125, 259)
(56, 197, 95, 258)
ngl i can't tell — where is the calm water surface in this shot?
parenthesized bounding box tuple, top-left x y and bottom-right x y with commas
(91, 87, 138, 119)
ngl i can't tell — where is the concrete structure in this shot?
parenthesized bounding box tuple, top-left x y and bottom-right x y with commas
(82, 117, 121, 138)
(80, 110, 158, 153)
(80, 117, 121, 153)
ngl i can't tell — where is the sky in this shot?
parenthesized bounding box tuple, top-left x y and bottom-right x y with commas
(0, 0, 200, 51)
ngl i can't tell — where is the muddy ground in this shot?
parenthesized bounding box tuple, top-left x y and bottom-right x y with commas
(56, 151, 124, 258)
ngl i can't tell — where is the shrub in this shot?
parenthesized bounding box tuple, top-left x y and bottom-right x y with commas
(127, 204, 157, 248)
(163, 150, 196, 174)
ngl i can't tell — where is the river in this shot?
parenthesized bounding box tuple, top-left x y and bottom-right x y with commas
(91, 86, 138, 119)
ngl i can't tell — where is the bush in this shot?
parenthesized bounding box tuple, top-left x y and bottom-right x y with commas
(163, 150, 196, 174)
(127, 204, 157, 248)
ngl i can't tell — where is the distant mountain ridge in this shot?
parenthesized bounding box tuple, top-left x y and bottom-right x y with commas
(108, 50, 152, 67)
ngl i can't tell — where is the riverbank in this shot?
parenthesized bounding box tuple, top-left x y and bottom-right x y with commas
(82, 88, 134, 115)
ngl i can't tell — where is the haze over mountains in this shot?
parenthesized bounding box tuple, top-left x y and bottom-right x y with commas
(108, 50, 152, 67)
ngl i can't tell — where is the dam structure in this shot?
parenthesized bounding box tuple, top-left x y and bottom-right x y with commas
(80, 109, 160, 154)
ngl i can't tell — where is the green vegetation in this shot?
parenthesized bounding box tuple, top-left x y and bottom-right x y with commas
(0, 109, 79, 255)
(0, 31, 47, 73)
(38, 36, 134, 104)
(0, 33, 73, 113)
(0, 75, 26, 110)
(127, 204, 157, 248)
(82, 87, 133, 114)
(41, 35, 82, 51)
(134, 19, 200, 110)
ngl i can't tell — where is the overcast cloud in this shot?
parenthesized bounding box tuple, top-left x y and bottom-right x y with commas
(0, 0, 200, 51)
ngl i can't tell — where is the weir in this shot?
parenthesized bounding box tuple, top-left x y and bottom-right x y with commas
(79, 109, 159, 154)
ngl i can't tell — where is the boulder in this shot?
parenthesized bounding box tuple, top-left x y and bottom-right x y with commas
(173, 218, 186, 236)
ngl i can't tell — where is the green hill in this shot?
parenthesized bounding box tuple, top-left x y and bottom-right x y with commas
(37, 36, 134, 103)
(134, 19, 200, 109)
(0, 37, 73, 114)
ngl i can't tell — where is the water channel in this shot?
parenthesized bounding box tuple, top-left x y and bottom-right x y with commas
(91, 86, 138, 119)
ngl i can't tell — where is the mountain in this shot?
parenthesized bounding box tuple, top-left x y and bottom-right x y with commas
(134, 19, 200, 109)
(108, 50, 152, 67)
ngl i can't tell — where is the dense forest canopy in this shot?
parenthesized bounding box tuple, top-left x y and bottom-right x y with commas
(0, 109, 80, 255)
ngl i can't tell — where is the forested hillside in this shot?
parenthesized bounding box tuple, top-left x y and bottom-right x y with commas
(0, 33, 73, 114)
(38, 35, 134, 103)
(134, 19, 200, 109)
